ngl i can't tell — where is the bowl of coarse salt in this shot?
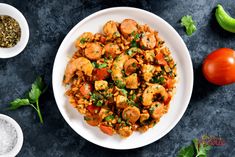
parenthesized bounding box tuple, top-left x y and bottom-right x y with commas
(0, 114, 23, 157)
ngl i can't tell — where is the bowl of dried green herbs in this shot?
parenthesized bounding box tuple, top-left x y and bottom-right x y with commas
(0, 3, 29, 58)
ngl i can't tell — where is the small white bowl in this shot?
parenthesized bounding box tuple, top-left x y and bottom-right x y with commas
(0, 114, 23, 157)
(0, 3, 29, 58)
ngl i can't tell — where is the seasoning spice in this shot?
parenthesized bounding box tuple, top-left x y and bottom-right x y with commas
(0, 119, 18, 155)
(0, 15, 21, 48)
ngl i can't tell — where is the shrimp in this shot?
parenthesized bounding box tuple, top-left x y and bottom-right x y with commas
(139, 111, 150, 123)
(103, 43, 121, 59)
(111, 54, 129, 87)
(120, 19, 138, 37)
(84, 43, 103, 60)
(84, 113, 101, 126)
(142, 84, 168, 106)
(75, 32, 94, 48)
(151, 103, 165, 120)
(103, 20, 120, 40)
(118, 126, 133, 137)
(124, 58, 138, 76)
(122, 106, 140, 123)
(125, 73, 138, 89)
(64, 57, 93, 84)
(140, 32, 156, 49)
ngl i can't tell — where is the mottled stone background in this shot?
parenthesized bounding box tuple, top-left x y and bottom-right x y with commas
(0, 0, 234, 156)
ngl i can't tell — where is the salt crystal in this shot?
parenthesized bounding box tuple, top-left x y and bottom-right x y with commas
(0, 119, 18, 155)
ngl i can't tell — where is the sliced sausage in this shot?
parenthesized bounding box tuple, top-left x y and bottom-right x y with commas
(103, 43, 121, 59)
(103, 20, 120, 39)
(84, 43, 103, 60)
(120, 19, 138, 37)
(140, 32, 156, 49)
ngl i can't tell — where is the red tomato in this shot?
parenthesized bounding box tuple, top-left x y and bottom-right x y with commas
(165, 78, 175, 88)
(93, 68, 110, 80)
(155, 53, 167, 65)
(86, 105, 101, 114)
(79, 83, 92, 99)
(99, 124, 114, 135)
(202, 48, 235, 85)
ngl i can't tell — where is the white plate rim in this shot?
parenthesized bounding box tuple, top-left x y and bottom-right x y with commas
(52, 7, 194, 150)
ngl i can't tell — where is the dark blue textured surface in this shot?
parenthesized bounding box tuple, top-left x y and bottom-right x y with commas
(0, 0, 234, 156)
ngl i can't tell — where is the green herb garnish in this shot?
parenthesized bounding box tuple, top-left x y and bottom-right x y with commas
(92, 62, 98, 68)
(181, 15, 197, 36)
(120, 89, 128, 96)
(130, 40, 139, 48)
(104, 115, 114, 121)
(177, 138, 211, 157)
(151, 76, 165, 84)
(131, 94, 136, 100)
(98, 63, 107, 69)
(80, 38, 87, 44)
(9, 77, 47, 124)
(84, 116, 92, 121)
(149, 106, 155, 114)
(117, 118, 122, 123)
(115, 80, 125, 88)
(96, 100, 103, 106)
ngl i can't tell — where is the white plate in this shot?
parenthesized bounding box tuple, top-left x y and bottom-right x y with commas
(0, 3, 29, 58)
(52, 7, 193, 149)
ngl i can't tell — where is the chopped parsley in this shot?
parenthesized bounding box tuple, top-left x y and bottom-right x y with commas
(115, 80, 125, 88)
(96, 100, 103, 106)
(92, 62, 98, 68)
(80, 38, 87, 44)
(120, 89, 128, 96)
(131, 94, 136, 100)
(130, 40, 139, 48)
(117, 118, 122, 123)
(104, 115, 114, 121)
(151, 76, 165, 84)
(98, 63, 107, 69)
(149, 106, 155, 114)
(181, 15, 197, 36)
